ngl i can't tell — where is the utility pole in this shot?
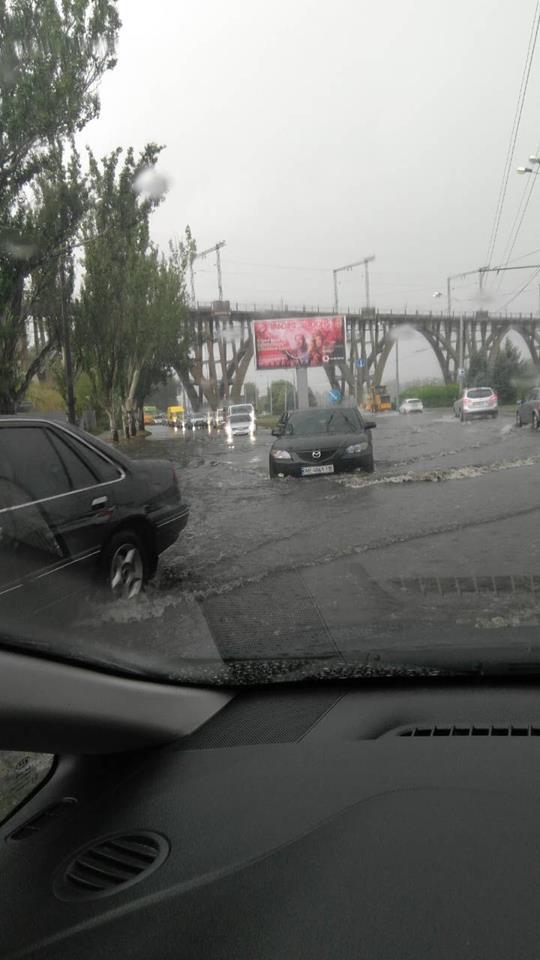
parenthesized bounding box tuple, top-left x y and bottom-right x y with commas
(446, 263, 540, 314)
(332, 255, 375, 313)
(59, 253, 76, 425)
(394, 335, 400, 407)
(190, 240, 226, 304)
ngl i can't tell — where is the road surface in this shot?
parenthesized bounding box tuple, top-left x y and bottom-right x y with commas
(77, 409, 540, 678)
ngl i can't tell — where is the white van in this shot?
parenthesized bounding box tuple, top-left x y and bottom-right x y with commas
(227, 403, 255, 423)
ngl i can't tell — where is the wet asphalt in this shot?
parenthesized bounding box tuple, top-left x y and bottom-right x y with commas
(76, 408, 540, 675)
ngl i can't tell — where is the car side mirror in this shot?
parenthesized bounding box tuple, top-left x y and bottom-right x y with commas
(517, 399, 524, 405)
(363, 419, 376, 429)
(271, 427, 283, 437)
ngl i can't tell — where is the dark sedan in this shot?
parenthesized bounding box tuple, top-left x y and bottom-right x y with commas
(0, 417, 189, 623)
(269, 407, 375, 478)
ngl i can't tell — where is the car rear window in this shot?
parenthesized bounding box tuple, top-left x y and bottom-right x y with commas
(406, 398, 422, 403)
(467, 388, 492, 398)
(230, 415, 251, 423)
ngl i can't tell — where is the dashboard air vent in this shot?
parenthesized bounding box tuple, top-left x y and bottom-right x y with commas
(54, 831, 169, 901)
(397, 724, 540, 737)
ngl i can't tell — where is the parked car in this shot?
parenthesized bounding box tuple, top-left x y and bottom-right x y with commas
(269, 406, 375, 478)
(399, 397, 424, 414)
(152, 413, 167, 426)
(0, 417, 189, 622)
(516, 388, 540, 428)
(453, 387, 498, 421)
(226, 414, 255, 439)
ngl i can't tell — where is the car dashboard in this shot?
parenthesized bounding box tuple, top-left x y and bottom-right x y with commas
(3, 680, 540, 959)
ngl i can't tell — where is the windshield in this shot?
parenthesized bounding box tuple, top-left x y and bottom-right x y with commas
(2, 0, 540, 690)
(285, 410, 361, 436)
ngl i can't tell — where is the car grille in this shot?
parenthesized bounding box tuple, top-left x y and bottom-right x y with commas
(297, 446, 338, 463)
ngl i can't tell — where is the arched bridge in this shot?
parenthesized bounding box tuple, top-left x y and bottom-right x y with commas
(175, 304, 540, 409)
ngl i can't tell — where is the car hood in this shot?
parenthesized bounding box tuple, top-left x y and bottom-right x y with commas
(272, 431, 368, 452)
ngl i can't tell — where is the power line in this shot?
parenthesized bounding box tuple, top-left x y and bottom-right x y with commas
(484, 1, 540, 268)
(498, 264, 540, 310)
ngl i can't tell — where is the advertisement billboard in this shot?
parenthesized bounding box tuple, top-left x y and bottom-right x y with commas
(253, 316, 346, 371)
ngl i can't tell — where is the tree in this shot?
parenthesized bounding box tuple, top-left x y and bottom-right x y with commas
(467, 348, 490, 387)
(76, 148, 192, 438)
(268, 380, 296, 416)
(0, 0, 120, 412)
(491, 338, 525, 404)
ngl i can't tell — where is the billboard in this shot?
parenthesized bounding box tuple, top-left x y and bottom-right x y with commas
(253, 316, 346, 371)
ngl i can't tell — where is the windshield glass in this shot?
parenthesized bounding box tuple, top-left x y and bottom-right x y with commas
(2, 0, 540, 689)
(285, 410, 360, 436)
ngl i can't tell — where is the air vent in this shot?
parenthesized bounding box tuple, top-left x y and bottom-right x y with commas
(396, 724, 540, 737)
(8, 798, 77, 841)
(54, 831, 169, 901)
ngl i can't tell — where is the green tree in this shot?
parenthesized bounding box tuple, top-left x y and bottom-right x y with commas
(0, 0, 120, 412)
(268, 380, 296, 416)
(467, 348, 490, 387)
(491, 338, 524, 404)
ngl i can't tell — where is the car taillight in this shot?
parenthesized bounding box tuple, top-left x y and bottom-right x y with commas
(463, 398, 471, 407)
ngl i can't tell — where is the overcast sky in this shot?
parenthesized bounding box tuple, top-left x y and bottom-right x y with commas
(83, 0, 540, 388)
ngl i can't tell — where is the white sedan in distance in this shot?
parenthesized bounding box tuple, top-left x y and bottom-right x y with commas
(399, 397, 424, 414)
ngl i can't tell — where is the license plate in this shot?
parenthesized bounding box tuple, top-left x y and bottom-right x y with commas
(301, 464, 334, 476)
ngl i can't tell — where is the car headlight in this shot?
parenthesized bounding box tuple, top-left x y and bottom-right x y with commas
(344, 442, 369, 455)
(271, 449, 292, 460)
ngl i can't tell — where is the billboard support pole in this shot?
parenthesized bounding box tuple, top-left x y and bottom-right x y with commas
(296, 366, 309, 410)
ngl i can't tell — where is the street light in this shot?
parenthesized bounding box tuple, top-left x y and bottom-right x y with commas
(517, 157, 540, 174)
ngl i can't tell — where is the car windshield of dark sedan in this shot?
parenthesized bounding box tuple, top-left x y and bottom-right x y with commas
(2, 2, 540, 691)
(284, 410, 360, 436)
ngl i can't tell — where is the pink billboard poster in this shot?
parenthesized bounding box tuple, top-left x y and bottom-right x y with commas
(253, 316, 346, 370)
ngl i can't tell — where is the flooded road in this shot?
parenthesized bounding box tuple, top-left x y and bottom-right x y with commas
(70, 408, 540, 680)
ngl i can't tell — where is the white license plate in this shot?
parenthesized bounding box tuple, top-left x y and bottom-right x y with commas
(301, 464, 335, 476)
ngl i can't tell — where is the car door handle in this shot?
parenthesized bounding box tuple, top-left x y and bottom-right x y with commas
(91, 496, 108, 510)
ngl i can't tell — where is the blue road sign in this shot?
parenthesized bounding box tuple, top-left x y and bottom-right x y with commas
(329, 388, 342, 403)
(356, 358, 366, 369)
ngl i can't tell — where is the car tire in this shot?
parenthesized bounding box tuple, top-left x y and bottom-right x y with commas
(491, 411, 499, 419)
(516, 411, 523, 427)
(101, 529, 150, 600)
(460, 410, 466, 422)
(363, 454, 375, 474)
(269, 460, 278, 479)
(533, 412, 540, 431)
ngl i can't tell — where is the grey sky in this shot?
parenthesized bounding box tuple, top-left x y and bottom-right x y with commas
(83, 0, 540, 387)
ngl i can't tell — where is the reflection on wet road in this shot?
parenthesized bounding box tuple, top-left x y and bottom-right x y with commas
(74, 411, 540, 677)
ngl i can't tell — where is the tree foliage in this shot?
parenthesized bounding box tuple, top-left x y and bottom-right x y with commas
(0, 0, 120, 412)
(76, 146, 191, 437)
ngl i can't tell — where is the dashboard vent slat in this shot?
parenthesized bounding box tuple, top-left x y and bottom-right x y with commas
(54, 831, 169, 902)
(397, 723, 540, 737)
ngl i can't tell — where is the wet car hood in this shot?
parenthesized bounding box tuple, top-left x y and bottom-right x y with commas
(272, 430, 369, 452)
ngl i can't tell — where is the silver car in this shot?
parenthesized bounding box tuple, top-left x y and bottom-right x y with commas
(399, 397, 424, 414)
(453, 387, 498, 422)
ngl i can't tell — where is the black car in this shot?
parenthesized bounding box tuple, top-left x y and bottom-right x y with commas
(269, 407, 375, 478)
(0, 417, 189, 620)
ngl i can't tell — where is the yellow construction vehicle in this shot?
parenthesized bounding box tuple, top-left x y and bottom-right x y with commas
(363, 384, 394, 413)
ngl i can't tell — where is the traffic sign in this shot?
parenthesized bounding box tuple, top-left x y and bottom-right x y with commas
(356, 358, 366, 369)
(329, 388, 342, 403)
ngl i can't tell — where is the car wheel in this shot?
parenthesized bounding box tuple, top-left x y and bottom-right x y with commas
(269, 460, 278, 479)
(364, 454, 375, 474)
(460, 410, 466, 422)
(533, 412, 540, 431)
(491, 411, 498, 419)
(102, 529, 149, 600)
(516, 411, 523, 427)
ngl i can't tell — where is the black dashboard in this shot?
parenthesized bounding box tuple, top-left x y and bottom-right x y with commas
(4, 681, 540, 959)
